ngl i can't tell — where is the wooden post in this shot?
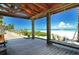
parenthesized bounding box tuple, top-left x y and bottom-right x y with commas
(77, 7, 79, 42)
(32, 19, 35, 39)
(47, 13, 51, 44)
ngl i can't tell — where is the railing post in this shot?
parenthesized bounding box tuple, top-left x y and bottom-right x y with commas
(32, 19, 35, 39)
(47, 12, 51, 44)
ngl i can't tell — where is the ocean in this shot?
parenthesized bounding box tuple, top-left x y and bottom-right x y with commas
(34, 29, 77, 32)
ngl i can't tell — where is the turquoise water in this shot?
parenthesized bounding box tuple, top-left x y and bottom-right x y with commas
(35, 29, 77, 32)
(21, 29, 77, 32)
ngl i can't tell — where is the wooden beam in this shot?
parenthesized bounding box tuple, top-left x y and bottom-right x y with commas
(12, 4, 31, 17)
(0, 4, 18, 13)
(33, 4, 48, 10)
(32, 19, 35, 39)
(27, 4, 42, 13)
(0, 11, 30, 19)
(77, 7, 79, 42)
(0, 5, 9, 11)
(3, 4, 11, 8)
(20, 4, 37, 15)
(23, 4, 39, 14)
(47, 12, 51, 44)
(31, 4, 63, 19)
(1, 4, 31, 16)
(31, 4, 79, 20)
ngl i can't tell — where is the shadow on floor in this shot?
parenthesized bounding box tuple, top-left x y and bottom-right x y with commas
(6, 38, 79, 55)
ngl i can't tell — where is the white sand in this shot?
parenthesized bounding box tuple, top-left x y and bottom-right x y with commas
(41, 31, 77, 40)
(5, 31, 23, 40)
(5, 30, 77, 40)
(4, 31, 79, 45)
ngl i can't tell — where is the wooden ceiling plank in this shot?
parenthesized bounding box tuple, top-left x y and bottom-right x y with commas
(25, 4, 39, 14)
(13, 4, 33, 17)
(31, 4, 79, 19)
(0, 5, 10, 11)
(0, 11, 30, 19)
(3, 4, 11, 8)
(31, 4, 63, 19)
(20, 4, 38, 15)
(33, 3, 48, 10)
(27, 4, 42, 13)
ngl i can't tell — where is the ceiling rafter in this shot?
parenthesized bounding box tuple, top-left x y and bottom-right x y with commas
(0, 5, 10, 11)
(0, 3, 79, 20)
(31, 3, 79, 19)
(33, 3, 48, 11)
(17, 6, 35, 17)
(45, 3, 60, 9)
(20, 4, 37, 15)
(0, 4, 31, 18)
(31, 4, 64, 19)
(5, 4, 32, 17)
(27, 4, 42, 13)
(0, 11, 30, 19)
(4, 4, 20, 11)
(25, 4, 40, 13)
(20, 8, 33, 16)
(0, 4, 16, 13)
(10, 4, 40, 17)
(3, 4, 21, 13)
(23, 4, 39, 14)
(3, 4, 11, 8)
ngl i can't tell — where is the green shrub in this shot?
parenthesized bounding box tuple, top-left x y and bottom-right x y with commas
(0, 19, 3, 23)
(35, 31, 47, 36)
(13, 29, 32, 36)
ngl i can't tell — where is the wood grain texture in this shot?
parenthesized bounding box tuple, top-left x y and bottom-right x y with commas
(6, 38, 79, 55)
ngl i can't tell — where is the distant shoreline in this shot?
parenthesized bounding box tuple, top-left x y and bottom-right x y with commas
(26, 29, 77, 32)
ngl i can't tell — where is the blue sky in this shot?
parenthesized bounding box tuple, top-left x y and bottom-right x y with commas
(3, 17, 32, 30)
(51, 8, 78, 29)
(3, 7, 78, 30)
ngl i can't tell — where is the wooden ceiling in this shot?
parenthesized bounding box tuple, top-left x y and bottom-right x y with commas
(0, 3, 79, 19)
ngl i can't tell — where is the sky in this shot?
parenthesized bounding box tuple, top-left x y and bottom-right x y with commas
(3, 7, 78, 30)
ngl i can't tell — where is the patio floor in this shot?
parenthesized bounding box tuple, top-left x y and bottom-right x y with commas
(6, 38, 79, 55)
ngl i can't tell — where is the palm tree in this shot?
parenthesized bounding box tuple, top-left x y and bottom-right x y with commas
(5, 24, 14, 30)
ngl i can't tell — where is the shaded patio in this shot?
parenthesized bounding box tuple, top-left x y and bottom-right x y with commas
(6, 38, 79, 55)
(0, 3, 79, 55)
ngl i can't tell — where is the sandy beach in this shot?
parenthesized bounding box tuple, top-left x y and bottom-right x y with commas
(4, 31, 79, 45)
(5, 30, 77, 41)
(41, 31, 77, 40)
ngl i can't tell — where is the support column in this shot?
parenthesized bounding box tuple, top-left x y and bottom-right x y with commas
(77, 7, 79, 42)
(32, 19, 35, 39)
(47, 13, 51, 44)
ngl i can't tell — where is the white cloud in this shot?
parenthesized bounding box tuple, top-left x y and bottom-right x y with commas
(66, 23, 73, 28)
(58, 21, 66, 29)
(52, 21, 73, 29)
